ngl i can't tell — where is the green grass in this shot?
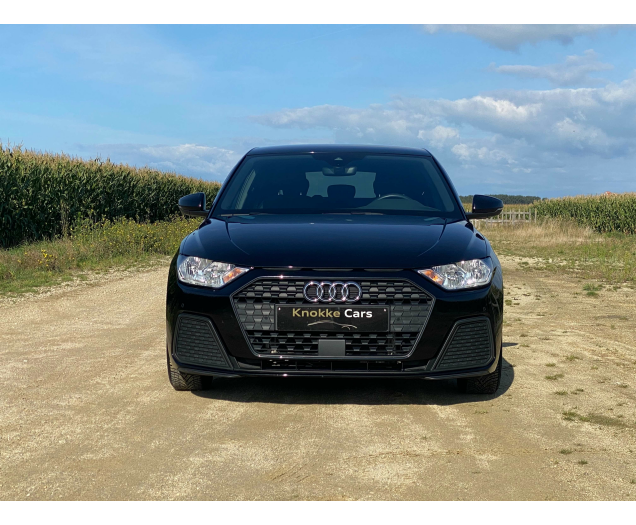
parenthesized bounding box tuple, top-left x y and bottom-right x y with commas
(0, 216, 201, 295)
(562, 410, 579, 421)
(583, 283, 602, 296)
(546, 373, 564, 381)
(562, 410, 634, 428)
(480, 219, 636, 284)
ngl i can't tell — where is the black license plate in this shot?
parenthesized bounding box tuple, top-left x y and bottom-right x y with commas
(276, 306, 389, 332)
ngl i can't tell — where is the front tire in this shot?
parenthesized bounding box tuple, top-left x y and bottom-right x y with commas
(167, 353, 213, 391)
(457, 350, 502, 395)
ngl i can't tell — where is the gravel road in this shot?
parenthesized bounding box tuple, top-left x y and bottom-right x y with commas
(1, 257, 636, 500)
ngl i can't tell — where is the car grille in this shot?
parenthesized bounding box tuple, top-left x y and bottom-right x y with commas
(232, 278, 433, 358)
(433, 318, 493, 371)
(174, 314, 232, 369)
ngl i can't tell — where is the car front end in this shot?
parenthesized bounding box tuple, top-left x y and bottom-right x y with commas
(166, 145, 504, 393)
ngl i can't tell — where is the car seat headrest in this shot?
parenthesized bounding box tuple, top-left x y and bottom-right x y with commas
(327, 185, 356, 200)
(278, 175, 309, 196)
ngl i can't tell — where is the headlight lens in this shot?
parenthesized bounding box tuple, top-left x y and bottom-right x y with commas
(177, 256, 250, 288)
(418, 258, 493, 290)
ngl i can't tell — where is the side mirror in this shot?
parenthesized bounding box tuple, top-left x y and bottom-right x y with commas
(466, 195, 504, 220)
(178, 192, 209, 218)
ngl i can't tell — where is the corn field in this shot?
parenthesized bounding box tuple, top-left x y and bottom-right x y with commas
(0, 145, 222, 248)
(532, 193, 636, 234)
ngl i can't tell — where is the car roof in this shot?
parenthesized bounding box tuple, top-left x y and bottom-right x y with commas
(246, 144, 432, 157)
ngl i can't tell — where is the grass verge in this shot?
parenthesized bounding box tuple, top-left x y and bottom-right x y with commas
(0, 217, 201, 295)
(479, 219, 636, 284)
(3, 215, 635, 296)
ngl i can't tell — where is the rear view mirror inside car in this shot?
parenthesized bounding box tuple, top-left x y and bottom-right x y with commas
(322, 166, 357, 176)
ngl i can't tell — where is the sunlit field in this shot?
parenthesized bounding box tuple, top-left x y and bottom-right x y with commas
(479, 219, 636, 284)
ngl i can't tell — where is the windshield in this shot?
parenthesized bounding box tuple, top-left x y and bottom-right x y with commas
(214, 153, 463, 218)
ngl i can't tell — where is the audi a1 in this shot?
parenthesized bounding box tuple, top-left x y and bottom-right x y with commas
(166, 145, 505, 394)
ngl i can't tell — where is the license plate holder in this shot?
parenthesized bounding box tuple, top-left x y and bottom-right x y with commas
(275, 305, 389, 332)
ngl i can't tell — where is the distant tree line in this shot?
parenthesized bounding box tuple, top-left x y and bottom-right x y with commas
(459, 194, 542, 205)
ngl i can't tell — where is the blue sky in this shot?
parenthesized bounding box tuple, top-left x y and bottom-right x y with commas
(1, 24, 636, 197)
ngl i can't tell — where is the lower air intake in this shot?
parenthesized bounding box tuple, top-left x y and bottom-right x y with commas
(174, 314, 232, 369)
(433, 318, 493, 371)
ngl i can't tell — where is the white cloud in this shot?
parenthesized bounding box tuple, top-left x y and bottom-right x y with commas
(489, 50, 613, 87)
(81, 143, 241, 180)
(450, 143, 471, 161)
(418, 125, 460, 148)
(422, 25, 634, 51)
(138, 144, 240, 176)
(251, 73, 636, 193)
(451, 143, 516, 166)
(255, 104, 435, 137)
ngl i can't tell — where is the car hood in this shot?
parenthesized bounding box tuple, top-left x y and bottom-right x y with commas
(180, 214, 488, 269)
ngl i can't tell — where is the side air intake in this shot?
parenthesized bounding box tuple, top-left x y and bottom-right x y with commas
(433, 318, 493, 371)
(174, 314, 232, 369)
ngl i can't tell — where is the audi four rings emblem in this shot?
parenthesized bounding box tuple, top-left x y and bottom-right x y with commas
(303, 281, 362, 303)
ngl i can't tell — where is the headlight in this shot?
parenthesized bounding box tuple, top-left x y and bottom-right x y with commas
(177, 256, 250, 288)
(418, 258, 493, 290)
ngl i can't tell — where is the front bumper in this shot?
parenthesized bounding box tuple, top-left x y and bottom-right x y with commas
(166, 258, 504, 379)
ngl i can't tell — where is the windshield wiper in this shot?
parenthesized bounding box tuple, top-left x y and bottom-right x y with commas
(219, 212, 271, 217)
(320, 211, 386, 216)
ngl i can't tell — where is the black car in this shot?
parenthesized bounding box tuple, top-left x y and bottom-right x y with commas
(166, 145, 504, 394)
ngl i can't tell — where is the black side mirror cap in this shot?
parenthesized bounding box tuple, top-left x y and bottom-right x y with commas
(178, 192, 209, 218)
(466, 194, 504, 219)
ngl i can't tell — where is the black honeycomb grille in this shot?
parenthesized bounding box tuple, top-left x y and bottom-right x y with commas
(174, 315, 231, 369)
(232, 278, 433, 357)
(434, 318, 493, 371)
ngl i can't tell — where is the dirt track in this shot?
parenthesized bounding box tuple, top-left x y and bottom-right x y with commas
(1, 256, 636, 500)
